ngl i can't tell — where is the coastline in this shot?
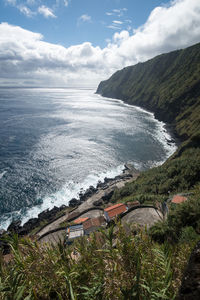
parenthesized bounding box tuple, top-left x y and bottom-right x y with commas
(0, 92, 179, 251)
(0, 163, 139, 249)
(96, 91, 180, 151)
(96, 92, 181, 153)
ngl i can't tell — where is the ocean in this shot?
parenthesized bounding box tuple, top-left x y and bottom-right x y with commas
(0, 87, 177, 230)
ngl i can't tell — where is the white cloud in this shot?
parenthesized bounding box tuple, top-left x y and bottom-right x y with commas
(19, 5, 34, 17)
(106, 8, 126, 17)
(113, 30, 129, 43)
(113, 9, 120, 13)
(0, 0, 200, 87)
(4, 0, 16, 5)
(26, 0, 35, 5)
(106, 12, 113, 16)
(38, 5, 56, 18)
(113, 20, 123, 24)
(63, 0, 69, 7)
(4, 0, 59, 18)
(78, 14, 92, 23)
(107, 25, 121, 30)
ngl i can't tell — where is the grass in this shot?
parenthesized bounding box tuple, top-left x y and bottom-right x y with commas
(0, 220, 199, 299)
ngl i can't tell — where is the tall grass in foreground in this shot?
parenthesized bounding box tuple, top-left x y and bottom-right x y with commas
(0, 223, 198, 300)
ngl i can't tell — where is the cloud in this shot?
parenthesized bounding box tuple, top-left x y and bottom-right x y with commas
(107, 20, 123, 30)
(63, 0, 69, 7)
(5, 0, 16, 4)
(78, 14, 92, 23)
(106, 8, 127, 17)
(4, 0, 60, 18)
(107, 25, 121, 30)
(19, 5, 34, 17)
(113, 20, 123, 25)
(38, 5, 56, 18)
(106, 12, 113, 16)
(26, 0, 35, 5)
(0, 0, 200, 87)
(106, 7, 129, 31)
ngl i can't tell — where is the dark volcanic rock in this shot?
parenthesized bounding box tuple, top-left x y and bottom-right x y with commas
(7, 220, 22, 233)
(178, 241, 200, 299)
(20, 218, 39, 235)
(38, 206, 60, 222)
(59, 204, 67, 210)
(96, 181, 108, 189)
(102, 190, 115, 204)
(104, 177, 113, 184)
(93, 199, 104, 207)
(69, 198, 80, 207)
(79, 186, 97, 202)
(0, 237, 10, 255)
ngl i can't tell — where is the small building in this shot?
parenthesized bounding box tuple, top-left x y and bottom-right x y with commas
(83, 216, 106, 235)
(171, 195, 188, 204)
(104, 203, 128, 222)
(66, 224, 84, 245)
(73, 217, 89, 225)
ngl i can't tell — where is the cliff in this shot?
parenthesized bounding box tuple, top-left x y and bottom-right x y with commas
(97, 42, 200, 141)
(97, 42, 200, 197)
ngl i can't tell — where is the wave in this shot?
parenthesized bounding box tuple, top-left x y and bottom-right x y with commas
(0, 171, 7, 180)
(98, 94, 177, 163)
(0, 164, 124, 230)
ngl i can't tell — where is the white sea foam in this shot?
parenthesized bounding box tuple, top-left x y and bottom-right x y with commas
(101, 94, 177, 165)
(1, 164, 124, 229)
(0, 90, 178, 231)
(150, 119, 177, 166)
(0, 171, 7, 180)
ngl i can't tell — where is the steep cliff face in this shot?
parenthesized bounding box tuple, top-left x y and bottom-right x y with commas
(96, 43, 200, 141)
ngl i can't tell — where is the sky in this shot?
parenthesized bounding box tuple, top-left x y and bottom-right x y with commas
(0, 0, 200, 87)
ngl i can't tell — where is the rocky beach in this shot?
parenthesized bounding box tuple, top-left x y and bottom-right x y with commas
(0, 164, 140, 252)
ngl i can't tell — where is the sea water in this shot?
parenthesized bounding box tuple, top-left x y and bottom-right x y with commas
(0, 87, 176, 229)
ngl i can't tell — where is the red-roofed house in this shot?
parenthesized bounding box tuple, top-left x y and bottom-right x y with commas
(104, 203, 128, 222)
(83, 216, 106, 234)
(171, 195, 188, 204)
(73, 217, 89, 224)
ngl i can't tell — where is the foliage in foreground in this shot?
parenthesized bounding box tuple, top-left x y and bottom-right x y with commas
(0, 223, 198, 300)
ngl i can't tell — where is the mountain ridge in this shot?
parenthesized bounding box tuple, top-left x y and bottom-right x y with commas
(97, 42, 200, 198)
(96, 42, 200, 142)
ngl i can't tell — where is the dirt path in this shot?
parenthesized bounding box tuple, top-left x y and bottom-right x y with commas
(39, 229, 66, 246)
(77, 178, 133, 211)
(37, 166, 139, 244)
(37, 177, 133, 243)
(37, 212, 69, 237)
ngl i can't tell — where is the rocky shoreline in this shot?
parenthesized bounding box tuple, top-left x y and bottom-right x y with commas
(0, 163, 139, 254)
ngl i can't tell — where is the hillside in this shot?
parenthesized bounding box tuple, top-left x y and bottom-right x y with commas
(97, 42, 200, 141)
(97, 42, 200, 198)
(1, 43, 200, 299)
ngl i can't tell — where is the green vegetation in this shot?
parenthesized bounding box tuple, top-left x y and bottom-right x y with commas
(1, 42, 200, 299)
(0, 222, 198, 299)
(97, 42, 200, 141)
(150, 191, 200, 243)
(97, 42, 200, 202)
(112, 146, 200, 203)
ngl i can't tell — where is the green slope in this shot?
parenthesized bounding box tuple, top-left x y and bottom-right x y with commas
(97, 42, 200, 198)
(97, 42, 200, 141)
